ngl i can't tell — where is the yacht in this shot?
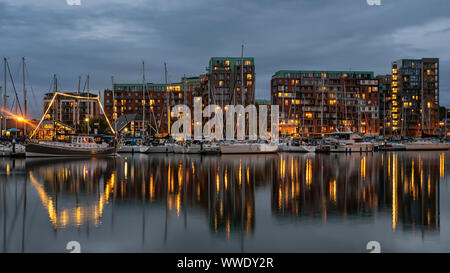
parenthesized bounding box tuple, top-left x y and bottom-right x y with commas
(220, 140, 278, 154)
(173, 141, 202, 154)
(0, 143, 26, 157)
(201, 142, 221, 154)
(279, 139, 316, 153)
(117, 138, 142, 153)
(328, 131, 374, 152)
(141, 140, 174, 153)
(26, 136, 115, 157)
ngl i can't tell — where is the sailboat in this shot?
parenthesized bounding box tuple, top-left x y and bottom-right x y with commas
(220, 140, 278, 154)
(26, 135, 115, 157)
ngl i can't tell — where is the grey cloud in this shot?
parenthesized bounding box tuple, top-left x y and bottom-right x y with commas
(1, 0, 450, 117)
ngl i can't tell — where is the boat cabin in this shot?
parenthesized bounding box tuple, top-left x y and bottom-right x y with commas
(71, 136, 96, 144)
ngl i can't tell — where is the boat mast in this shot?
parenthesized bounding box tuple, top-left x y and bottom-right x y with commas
(358, 90, 361, 134)
(383, 88, 386, 137)
(320, 75, 324, 136)
(164, 62, 170, 135)
(87, 74, 90, 135)
(241, 44, 244, 106)
(2, 58, 6, 136)
(344, 76, 348, 131)
(142, 61, 146, 136)
(53, 74, 57, 140)
(421, 62, 424, 136)
(22, 57, 27, 136)
(301, 93, 305, 138)
(111, 76, 117, 135)
(77, 76, 81, 129)
(335, 88, 338, 132)
(184, 74, 187, 106)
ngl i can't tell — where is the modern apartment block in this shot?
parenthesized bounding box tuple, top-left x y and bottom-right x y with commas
(208, 57, 255, 107)
(103, 56, 255, 136)
(103, 82, 187, 136)
(271, 70, 380, 137)
(376, 75, 393, 136)
(390, 58, 439, 136)
(42, 92, 100, 129)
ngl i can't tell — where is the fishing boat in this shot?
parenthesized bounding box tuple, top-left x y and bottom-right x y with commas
(220, 140, 278, 154)
(26, 136, 115, 157)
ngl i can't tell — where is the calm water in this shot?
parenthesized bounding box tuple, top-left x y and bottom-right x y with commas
(0, 151, 448, 253)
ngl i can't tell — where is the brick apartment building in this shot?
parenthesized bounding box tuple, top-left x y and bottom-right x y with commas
(104, 57, 255, 136)
(271, 70, 380, 137)
(208, 57, 255, 107)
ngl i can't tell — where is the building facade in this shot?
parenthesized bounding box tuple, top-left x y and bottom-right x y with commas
(103, 82, 187, 136)
(42, 92, 100, 129)
(390, 58, 439, 136)
(104, 56, 255, 136)
(208, 57, 255, 107)
(271, 70, 380, 137)
(377, 75, 393, 136)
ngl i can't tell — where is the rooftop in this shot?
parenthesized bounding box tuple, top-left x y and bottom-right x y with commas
(272, 70, 375, 79)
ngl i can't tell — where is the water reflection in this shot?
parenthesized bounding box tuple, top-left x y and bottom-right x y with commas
(0, 151, 446, 252)
(272, 153, 440, 233)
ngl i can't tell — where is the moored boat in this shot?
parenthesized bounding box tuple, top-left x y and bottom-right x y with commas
(117, 138, 142, 153)
(220, 141, 278, 154)
(173, 141, 202, 154)
(380, 142, 406, 151)
(201, 142, 220, 154)
(404, 140, 450, 151)
(0, 143, 26, 157)
(26, 136, 115, 157)
(328, 132, 374, 152)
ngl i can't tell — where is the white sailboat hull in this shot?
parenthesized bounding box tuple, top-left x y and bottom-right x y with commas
(330, 143, 374, 153)
(117, 146, 140, 153)
(173, 144, 201, 154)
(283, 145, 316, 153)
(141, 145, 173, 153)
(405, 142, 450, 151)
(220, 143, 279, 154)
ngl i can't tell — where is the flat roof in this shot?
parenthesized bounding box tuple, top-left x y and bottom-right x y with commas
(272, 70, 374, 78)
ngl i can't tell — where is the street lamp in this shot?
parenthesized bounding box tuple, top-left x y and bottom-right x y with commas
(85, 118, 90, 135)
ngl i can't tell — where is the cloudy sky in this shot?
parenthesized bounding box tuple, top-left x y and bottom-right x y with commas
(1, 0, 450, 118)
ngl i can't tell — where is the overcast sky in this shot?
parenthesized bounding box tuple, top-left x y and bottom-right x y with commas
(1, 0, 450, 118)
